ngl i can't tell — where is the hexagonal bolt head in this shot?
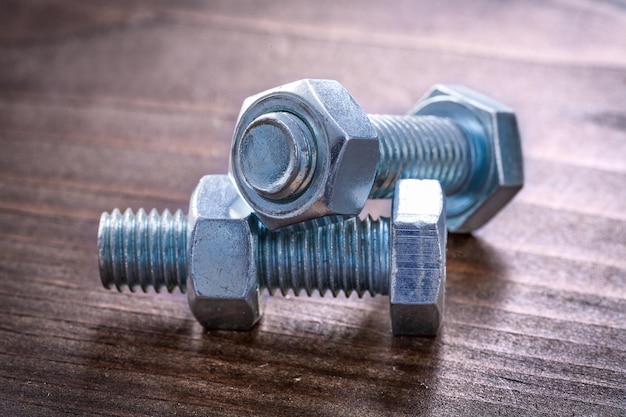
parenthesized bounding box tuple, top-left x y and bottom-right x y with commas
(187, 175, 262, 330)
(230, 79, 380, 230)
(390, 180, 446, 336)
(410, 84, 524, 232)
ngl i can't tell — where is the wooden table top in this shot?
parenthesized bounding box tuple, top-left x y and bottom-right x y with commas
(1, 1, 624, 415)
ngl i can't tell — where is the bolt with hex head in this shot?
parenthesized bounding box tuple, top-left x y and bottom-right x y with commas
(98, 175, 446, 336)
(229, 79, 524, 232)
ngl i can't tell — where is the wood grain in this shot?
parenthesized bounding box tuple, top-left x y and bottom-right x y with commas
(0, 0, 624, 415)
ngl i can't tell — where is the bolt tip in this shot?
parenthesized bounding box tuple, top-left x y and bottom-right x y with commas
(97, 208, 188, 293)
(237, 111, 316, 201)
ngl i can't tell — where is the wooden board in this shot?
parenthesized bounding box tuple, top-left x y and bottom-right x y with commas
(0, 1, 624, 415)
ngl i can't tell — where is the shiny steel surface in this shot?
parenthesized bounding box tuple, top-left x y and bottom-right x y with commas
(230, 79, 380, 230)
(390, 179, 446, 336)
(412, 84, 524, 232)
(231, 79, 524, 232)
(98, 175, 446, 335)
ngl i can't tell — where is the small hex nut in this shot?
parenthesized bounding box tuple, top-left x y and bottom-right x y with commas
(187, 175, 262, 330)
(390, 179, 446, 336)
(411, 84, 524, 233)
(230, 79, 380, 230)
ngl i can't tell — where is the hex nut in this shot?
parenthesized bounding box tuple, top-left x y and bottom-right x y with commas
(389, 179, 446, 336)
(187, 175, 262, 330)
(230, 79, 380, 230)
(411, 84, 524, 233)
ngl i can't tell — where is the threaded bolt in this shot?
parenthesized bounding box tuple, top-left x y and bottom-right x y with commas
(97, 175, 446, 335)
(98, 209, 389, 297)
(257, 215, 389, 298)
(230, 80, 524, 232)
(98, 208, 188, 293)
(368, 114, 471, 198)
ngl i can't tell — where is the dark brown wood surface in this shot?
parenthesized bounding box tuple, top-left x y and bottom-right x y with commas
(1, 1, 625, 415)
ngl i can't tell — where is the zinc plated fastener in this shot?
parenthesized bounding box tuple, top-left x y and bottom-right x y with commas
(98, 175, 446, 336)
(229, 79, 524, 232)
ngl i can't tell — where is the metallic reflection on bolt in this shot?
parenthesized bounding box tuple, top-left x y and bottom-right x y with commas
(98, 175, 446, 336)
(230, 79, 523, 232)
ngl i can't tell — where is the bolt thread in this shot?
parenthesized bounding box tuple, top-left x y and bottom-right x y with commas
(369, 114, 471, 198)
(257, 215, 390, 297)
(98, 210, 390, 297)
(98, 208, 188, 293)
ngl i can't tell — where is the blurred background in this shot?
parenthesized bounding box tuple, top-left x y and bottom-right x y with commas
(0, 1, 624, 415)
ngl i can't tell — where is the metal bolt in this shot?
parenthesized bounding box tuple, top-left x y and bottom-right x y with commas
(98, 175, 446, 336)
(230, 79, 524, 232)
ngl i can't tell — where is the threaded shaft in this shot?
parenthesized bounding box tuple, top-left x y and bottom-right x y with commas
(98, 210, 391, 298)
(98, 208, 188, 293)
(369, 114, 471, 198)
(257, 215, 390, 297)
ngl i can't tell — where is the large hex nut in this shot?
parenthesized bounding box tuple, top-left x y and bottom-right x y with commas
(187, 175, 262, 330)
(390, 179, 446, 336)
(230, 79, 380, 230)
(411, 84, 524, 233)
